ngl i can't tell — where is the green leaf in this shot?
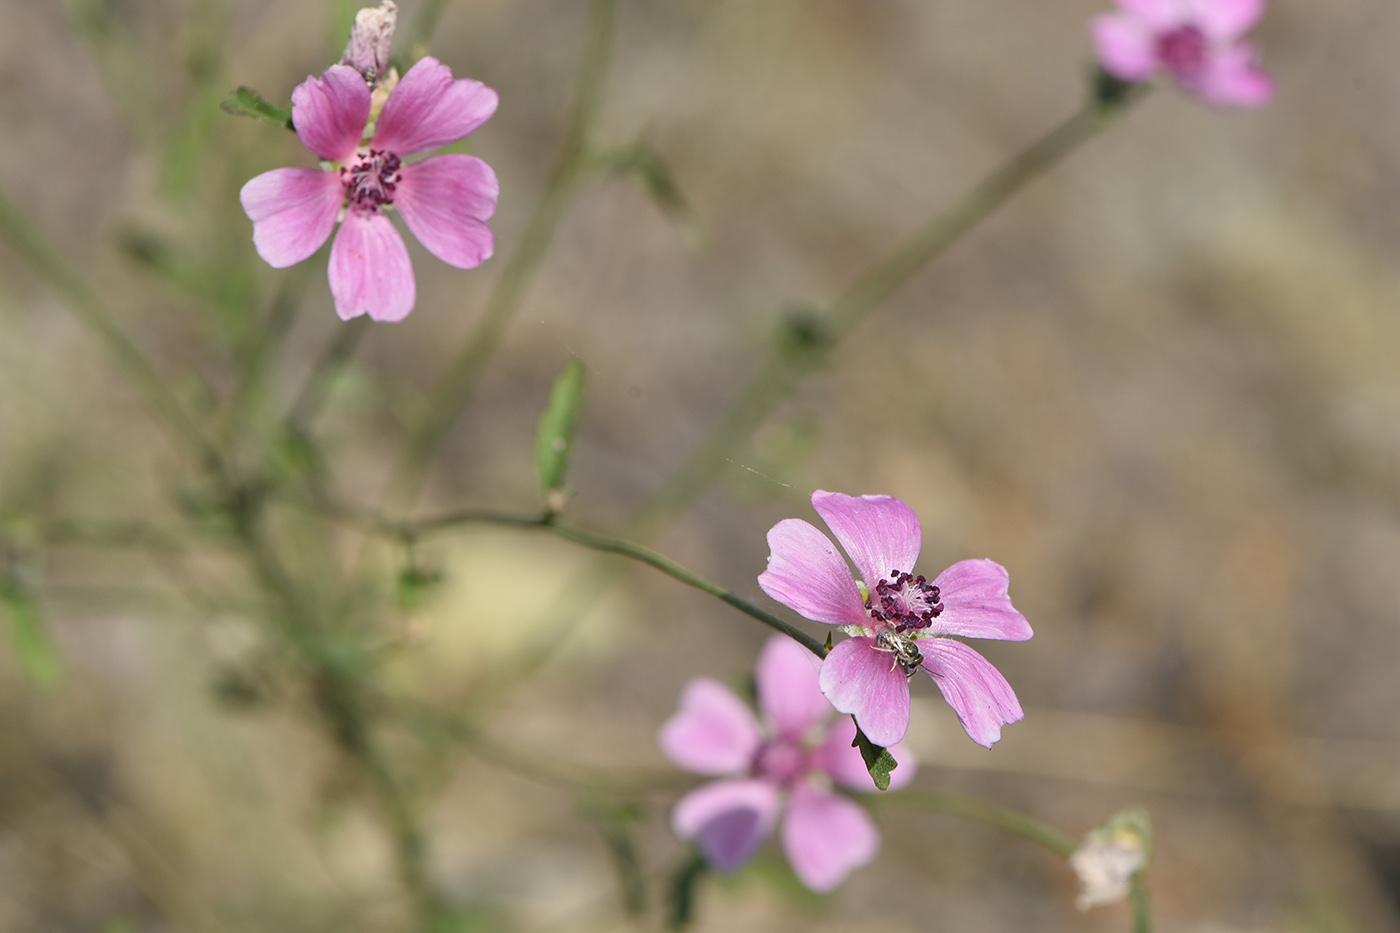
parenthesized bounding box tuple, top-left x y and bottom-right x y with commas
(536, 360, 587, 501)
(220, 86, 294, 130)
(1, 582, 60, 690)
(851, 721, 898, 791)
(666, 851, 708, 931)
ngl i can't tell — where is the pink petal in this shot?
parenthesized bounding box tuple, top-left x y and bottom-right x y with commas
(372, 56, 499, 155)
(930, 559, 1033, 642)
(658, 679, 763, 776)
(328, 211, 415, 322)
(818, 637, 911, 748)
(815, 715, 917, 793)
(781, 782, 879, 892)
(1189, 43, 1274, 106)
(1189, 0, 1265, 39)
(672, 779, 781, 872)
(1114, 0, 1183, 28)
(811, 491, 921, 587)
(757, 519, 869, 628)
(291, 64, 371, 164)
(394, 155, 498, 268)
(755, 636, 829, 742)
(240, 168, 342, 268)
(920, 639, 1024, 748)
(1092, 13, 1161, 81)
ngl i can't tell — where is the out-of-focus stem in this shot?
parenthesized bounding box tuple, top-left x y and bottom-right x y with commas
(0, 186, 214, 465)
(384, 0, 619, 509)
(876, 788, 1078, 858)
(1130, 877, 1153, 933)
(284, 315, 372, 435)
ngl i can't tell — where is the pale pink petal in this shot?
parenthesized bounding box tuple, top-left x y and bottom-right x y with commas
(672, 779, 781, 872)
(1092, 13, 1161, 81)
(291, 64, 371, 164)
(758, 519, 869, 628)
(930, 559, 1033, 642)
(393, 155, 497, 268)
(755, 636, 829, 741)
(659, 679, 763, 776)
(815, 715, 917, 793)
(328, 211, 415, 322)
(373, 56, 498, 155)
(781, 781, 879, 892)
(1189, 0, 1265, 39)
(1190, 43, 1274, 106)
(818, 637, 911, 748)
(1115, 0, 1184, 28)
(240, 168, 342, 268)
(812, 491, 922, 586)
(921, 640, 1024, 748)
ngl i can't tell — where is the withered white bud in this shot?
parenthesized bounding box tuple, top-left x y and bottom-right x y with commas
(1069, 807, 1151, 911)
(341, 1, 398, 82)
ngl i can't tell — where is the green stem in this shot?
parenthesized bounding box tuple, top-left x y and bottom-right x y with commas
(1130, 877, 1153, 933)
(0, 185, 214, 465)
(384, 0, 619, 509)
(876, 788, 1078, 858)
(284, 315, 372, 435)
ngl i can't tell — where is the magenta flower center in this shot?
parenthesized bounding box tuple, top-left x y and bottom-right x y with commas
(865, 570, 943, 634)
(753, 738, 810, 788)
(341, 149, 403, 213)
(1157, 25, 1209, 79)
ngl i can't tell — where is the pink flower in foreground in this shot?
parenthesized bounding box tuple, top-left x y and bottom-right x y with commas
(240, 57, 499, 322)
(758, 491, 1032, 749)
(1092, 0, 1273, 107)
(659, 636, 915, 892)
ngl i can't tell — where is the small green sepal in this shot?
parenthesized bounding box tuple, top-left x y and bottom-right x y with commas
(220, 87, 294, 130)
(851, 721, 898, 791)
(536, 359, 587, 502)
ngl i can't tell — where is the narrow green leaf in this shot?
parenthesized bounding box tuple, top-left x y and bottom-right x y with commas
(851, 721, 898, 791)
(536, 359, 587, 499)
(667, 851, 708, 931)
(1, 583, 60, 689)
(220, 86, 294, 130)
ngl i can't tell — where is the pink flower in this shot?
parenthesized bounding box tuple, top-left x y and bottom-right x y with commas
(1092, 0, 1274, 107)
(658, 636, 915, 892)
(758, 491, 1032, 749)
(240, 57, 499, 322)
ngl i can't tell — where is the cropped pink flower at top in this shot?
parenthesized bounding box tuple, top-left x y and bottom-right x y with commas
(1092, 0, 1274, 107)
(240, 57, 499, 322)
(758, 491, 1033, 749)
(658, 636, 915, 892)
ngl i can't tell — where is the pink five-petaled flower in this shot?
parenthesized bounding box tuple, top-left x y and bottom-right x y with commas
(758, 490, 1033, 749)
(239, 57, 499, 322)
(658, 636, 915, 892)
(1092, 0, 1274, 107)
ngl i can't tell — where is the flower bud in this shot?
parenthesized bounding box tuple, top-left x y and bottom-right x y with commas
(341, 1, 398, 83)
(1069, 807, 1151, 910)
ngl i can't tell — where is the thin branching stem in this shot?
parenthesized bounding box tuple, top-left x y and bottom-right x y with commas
(875, 788, 1078, 858)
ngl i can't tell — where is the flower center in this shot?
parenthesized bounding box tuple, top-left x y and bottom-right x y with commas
(1157, 25, 1209, 79)
(341, 149, 402, 213)
(753, 739, 809, 787)
(865, 570, 943, 634)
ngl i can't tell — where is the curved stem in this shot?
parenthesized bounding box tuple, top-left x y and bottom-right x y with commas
(383, 0, 619, 509)
(874, 788, 1077, 858)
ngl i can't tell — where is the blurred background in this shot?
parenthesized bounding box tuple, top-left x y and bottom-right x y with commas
(2, 0, 1399, 930)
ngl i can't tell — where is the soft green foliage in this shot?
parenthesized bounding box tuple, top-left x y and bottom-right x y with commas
(536, 358, 587, 500)
(1, 580, 60, 690)
(219, 86, 294, 130)
(852, 722, 899, 792)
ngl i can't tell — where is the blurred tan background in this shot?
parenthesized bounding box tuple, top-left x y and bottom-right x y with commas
(2, 0, 1400, 930)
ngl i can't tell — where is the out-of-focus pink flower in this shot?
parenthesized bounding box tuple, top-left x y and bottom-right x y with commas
(1092, 0, 1274, 107)
(758, 491, 1032, 749)
(240, 57, 498, 322)
(658, 636, 915, 892)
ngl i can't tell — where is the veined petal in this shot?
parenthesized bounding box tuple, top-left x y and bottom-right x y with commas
(1190, 42, 1274, 106)
(758, 519, 869, 627)
(930, 559, 1033, 642)
(781, 782, 879, 892)
(755, 636, 829, 742)
(672, 779, 781, 872)
(815, 715, 917, 793)
(328, 211, 415, 322)
(292, 64, 371, 164)
(394, 155, 498, 268)
(240, 167, 342, 267)
(811, 491, 921, 587)
(659, 679, 763, 776)
(373, 56, 499, 155)
(1115, 0, 1184, 28)
(1092, 13, 1161, 81)
(818, 637, 911, 748)
(1189, 0, 1265, 39)
(921, 639, 1024, 748)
